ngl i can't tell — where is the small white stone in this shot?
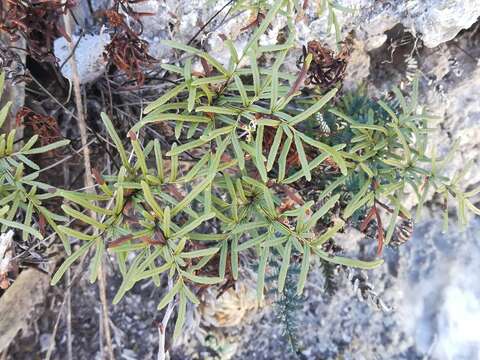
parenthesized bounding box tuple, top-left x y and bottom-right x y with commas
(54, 33, 111, 84)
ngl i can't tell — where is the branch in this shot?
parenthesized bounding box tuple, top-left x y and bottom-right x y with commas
(62, 11, 115, 360)
(157, 278, 176, 360)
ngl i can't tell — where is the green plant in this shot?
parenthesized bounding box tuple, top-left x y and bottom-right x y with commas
(1, 0, 478, 345)
(47, 0, 480, 340)
(267, 256, 305, 357)
(0, 72, 70, 249)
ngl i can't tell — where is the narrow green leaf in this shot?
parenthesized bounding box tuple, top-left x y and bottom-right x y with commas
(231, 132, 245, 170)
(101, 113, 130, 168)
(237, 232, 268, 251)
(234, 75, 249, 106)
(278, 134, 293, 181)
(250, 51, 261, 96)
(255, 124, 268, 182)
(256, 246, 269, 302)
(243, 0, 285, 56)
(219, 241, 228, 278)
(200, 126, 235, 142)
(23, 139, 70, 155)
(196, 106, 240, 115)
(0, 72, 5, 100)
(135, 262, 171, 281)
(140, 181, 164, 217)
(89, 240, 105, 283)
(289, 88, 337, 126)
(15, 154, 39, 170)
(311, 219, 345, 246)
(294, 134, 311, 181)
(144, 83, 187, 114)
(180, 270, 222, 285)
(58, 225, 96, 241)
(306, 194, 341, 229)
(231, 236, 239, 280)
(297, 132, 348, 175)
(51, 240, 96, 285)
(172, 212, 215, 239)
(378, 100, 399, 123)
(277, 240, 291, 293)
(266, 126, 283, 171)
(158, 279, 182, 310)
(343, 179, 372, 218)
(171, 179, 212, 216)
(182, 153, 210, 182)
(191, 75, 228, 86)
(344, 192, 374, 219)
(180, 245, 219, 259)
(0, 101, 12, 129)
(297, 245, 310, 295)
(131, 136, 148, 175)
(183, 284, 200, 305)
(167, 138, 207, 156)
(232, 221, 267, 234)
(163, 206, 171, 238)
(162, 40, 228, 75)
(173, 291, 187, 340)
(61, 205, 106, 230)
(132, 113, 211, 132)
(225, 38, 239, 68)
(313, 248, 384, 269)
(0, 218, 43, 240)
(20, 135, 39, 152)
(187, 86, 197, 112)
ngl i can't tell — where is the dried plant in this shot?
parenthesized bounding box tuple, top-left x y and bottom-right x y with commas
(0, 72, 70, 248)
(0, 0, 75, 62)
(16, 107, 62, 149)
(297, 40, 351, 91)
(103, 0, 157, 85)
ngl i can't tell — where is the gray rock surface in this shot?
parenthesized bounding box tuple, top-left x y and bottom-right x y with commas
(55, 0, 480, 97)
(54, 33, 110, 84)
(227, 217, 480, 360)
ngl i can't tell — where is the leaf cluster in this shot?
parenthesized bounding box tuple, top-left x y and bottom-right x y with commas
(49, 0, 479, 338)
(1, 0, 478, 342)
(0, 72, 70, 248)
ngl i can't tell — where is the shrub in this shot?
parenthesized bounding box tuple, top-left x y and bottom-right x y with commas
(1, 0, 478, 343)
(0, 72, 70, 251)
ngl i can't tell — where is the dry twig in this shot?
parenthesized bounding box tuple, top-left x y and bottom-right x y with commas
(157, 278, 176, 360)
(62, 12, 115, 360)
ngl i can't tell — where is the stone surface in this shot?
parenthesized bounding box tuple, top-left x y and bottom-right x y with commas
(299, 0, 480, 49)
(57, 1, 480, 83)
(0, 268, 50, 352)
(54, 33, 110, 84)
(228, 217, 480, 359)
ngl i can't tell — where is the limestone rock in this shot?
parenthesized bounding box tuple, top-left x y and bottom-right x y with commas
(54, 33, 110, 84)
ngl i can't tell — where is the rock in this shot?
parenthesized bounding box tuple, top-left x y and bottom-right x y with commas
(410, 1, 480, 48)
(343, 39, 370, 90)
(0, 267, 50, 352)
(301, 0, 480, 50)
(54, 32, 110, 84)
(61, 1, 480, 84)
(228, 217, 480, 359)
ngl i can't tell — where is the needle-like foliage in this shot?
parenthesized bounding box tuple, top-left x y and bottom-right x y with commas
(1, 0, 478, 342)
(0, 72, 70, 250)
